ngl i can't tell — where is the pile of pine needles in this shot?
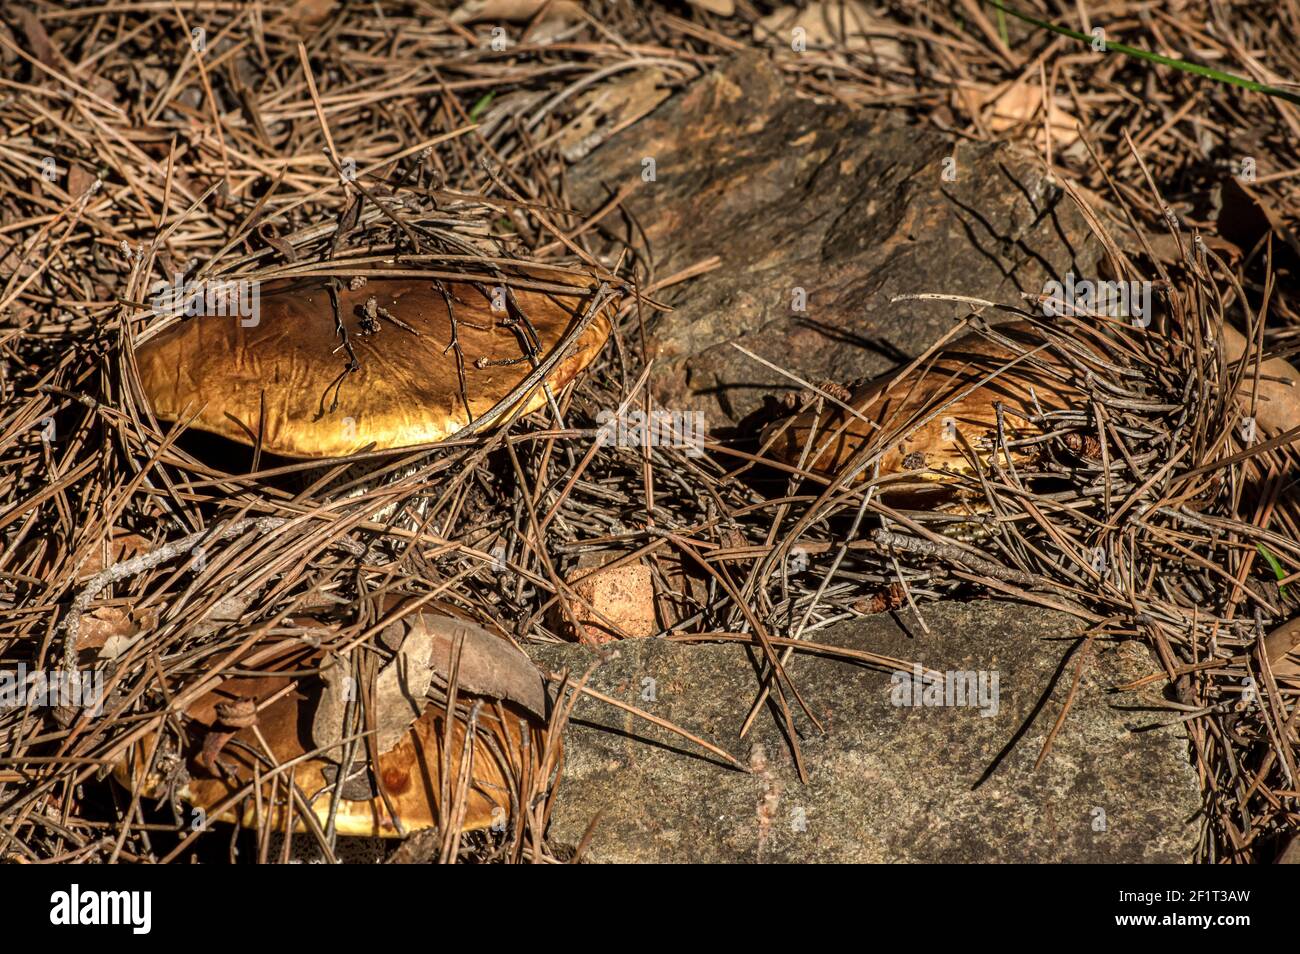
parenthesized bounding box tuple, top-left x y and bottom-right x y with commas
(0, 1, 1297, 862)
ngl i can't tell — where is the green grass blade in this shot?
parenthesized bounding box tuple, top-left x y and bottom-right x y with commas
(1258, 543, 1290, 599)
(982, 0, 1300, 106)
(469, 91, 496, 121)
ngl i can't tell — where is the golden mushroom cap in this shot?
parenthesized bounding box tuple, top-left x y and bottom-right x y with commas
(766, 321, 1093, 490)
(134, 277, 612, 459)
(114, 616, 551, 838)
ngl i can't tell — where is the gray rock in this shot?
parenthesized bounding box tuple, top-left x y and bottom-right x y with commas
(569, 54, 1101, 425)
(532, 600, 1200, 863)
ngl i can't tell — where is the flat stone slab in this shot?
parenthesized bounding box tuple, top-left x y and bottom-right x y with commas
(569, 54, 1100, 425)
(532, 600, 1200, 862)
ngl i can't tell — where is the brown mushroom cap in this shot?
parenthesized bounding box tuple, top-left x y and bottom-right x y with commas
(765, 321, 1094, 492)
(114, 615, 551, 838)
(134, 277, 611, 459)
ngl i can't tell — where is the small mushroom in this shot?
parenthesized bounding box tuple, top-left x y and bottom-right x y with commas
(133, 277, 611, 459)
(114, 611, 552, 838)
(765, 321, 1093, 495)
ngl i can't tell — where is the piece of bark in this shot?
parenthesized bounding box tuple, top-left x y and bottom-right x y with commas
(311, 652, 354, 762)
(373, 625, 437, 753)
(563, 559, 658, 644)
(410, 614, 549, 720)
(567, 54, 1099, 425)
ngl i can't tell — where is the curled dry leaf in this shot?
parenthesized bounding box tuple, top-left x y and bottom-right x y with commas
(686, 0, 736, 16)
(281, 0, 338, 30)
(758, 2, 905, 65)
(1215, 178, 1300, 263)
(22, 531, 158, 659)
(1219, 321, 1300, 440)
(1144, 231, 1242, 267)
(1264, 618, 1300, 681)
(310, 650, 353, 760)
(372, 623, 436, 753)
(197, 697, 259, 775)
(409, 613, 550, 719)
(96, 625, 146, 662)
(450, 0, 582, 24)
(979, 83, 1080, 148)
(377, 634, 436, 753)
(67, 163, 96, 199)
(12, 7, 68, 72)
(311, 610, 545, 759)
